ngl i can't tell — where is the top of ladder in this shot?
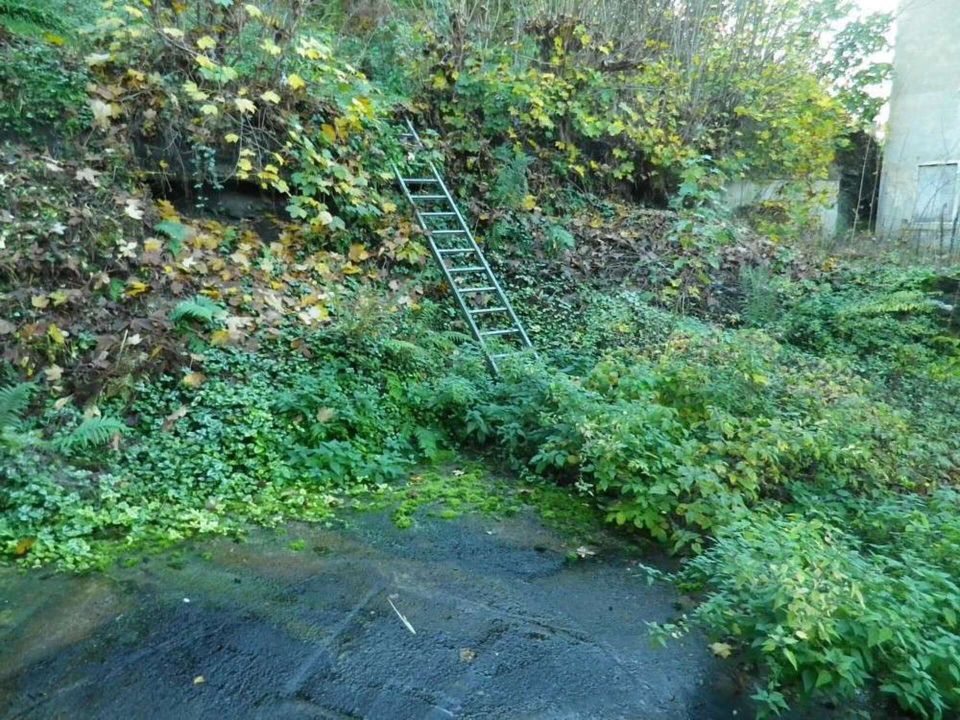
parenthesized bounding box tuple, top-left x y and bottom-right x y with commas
(393, 118, 536, 377)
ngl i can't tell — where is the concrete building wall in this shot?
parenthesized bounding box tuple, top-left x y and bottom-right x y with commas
(878, 0, 960, 241)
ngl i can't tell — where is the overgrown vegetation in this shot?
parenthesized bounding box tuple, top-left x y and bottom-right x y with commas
(3, 1, 959, 718)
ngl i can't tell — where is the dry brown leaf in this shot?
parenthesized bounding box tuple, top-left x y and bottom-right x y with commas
(182, 372, 206, 388)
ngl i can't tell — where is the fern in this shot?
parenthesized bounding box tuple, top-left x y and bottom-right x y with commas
(170, 295, 226, 327)
(0, 382, 33, 430)
(55, 417, 124, 452)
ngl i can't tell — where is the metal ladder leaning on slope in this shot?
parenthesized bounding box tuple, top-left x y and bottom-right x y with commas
(393, 119, 535, 376)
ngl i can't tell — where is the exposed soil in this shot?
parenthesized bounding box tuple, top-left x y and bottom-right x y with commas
(0, 507, 806, 719)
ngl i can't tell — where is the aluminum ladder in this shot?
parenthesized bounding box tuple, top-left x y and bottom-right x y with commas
(394, 119, 535, 376)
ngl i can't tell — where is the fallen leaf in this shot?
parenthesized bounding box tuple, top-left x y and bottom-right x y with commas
(44, 364, 63, 382)
(710, 642, 733, 659)
(48, 324, 68, 345)
(459, 648, 476, 663)
(31, 295, 50, 309)
(234, 98, 257, 114)
(76, 167, 101, 186)
(286, 73, 306, 91)
(315, 407, 336, 423)
(85, 52, 111, 66)
(124, 199, 145, 221)
(163, 405, 189, 430)
(182, 372, 206, 388)
(260, 90, 281, 104)
(89, 99, 114, 129)
(193, 675, 205, 685)
(14, 538, 35, 557)
(196, 35, 216, 50)
(210, 329, 232, 346)
(348, 243, 370, 262)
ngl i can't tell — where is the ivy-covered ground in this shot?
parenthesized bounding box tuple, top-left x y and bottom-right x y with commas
(2, 1, 960, 719)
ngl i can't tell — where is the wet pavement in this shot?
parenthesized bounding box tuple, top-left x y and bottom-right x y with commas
(0, 508, 756, 719)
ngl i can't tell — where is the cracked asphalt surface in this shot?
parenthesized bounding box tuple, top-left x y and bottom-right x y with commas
(1, 508, 757, 719)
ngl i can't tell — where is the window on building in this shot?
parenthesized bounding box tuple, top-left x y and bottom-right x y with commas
(914, 162, 959, 223)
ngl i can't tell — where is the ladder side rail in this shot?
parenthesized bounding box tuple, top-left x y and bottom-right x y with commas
(403, 118, 426, 149)
(425, 158, 535, 351)
(394, 163, 493, 366)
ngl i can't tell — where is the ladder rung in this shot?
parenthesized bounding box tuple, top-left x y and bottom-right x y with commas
(447, 266, 486, 274)
(491, 352, 522, 359)
(469, 306, 507, 315)
(402, 178, 439, 184)
(437, 248, 475, 255)
(458, 286, 496, 293)
(480, 328, 521, 337)
(411, 195, 445, 201)
(420, 211, 457, 217)
(431, 229, 466, 235)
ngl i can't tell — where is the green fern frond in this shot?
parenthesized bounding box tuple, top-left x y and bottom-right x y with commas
(55, 417, 124, 451)
(0, 383, 34, 429)
(170, 295, 226, 327)
(843, 291, 936, 318)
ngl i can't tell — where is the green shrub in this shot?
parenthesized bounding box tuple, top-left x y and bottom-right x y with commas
(678, 506, 960, 718)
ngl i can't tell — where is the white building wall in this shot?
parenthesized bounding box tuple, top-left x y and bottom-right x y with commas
(878, 0, 960, 240)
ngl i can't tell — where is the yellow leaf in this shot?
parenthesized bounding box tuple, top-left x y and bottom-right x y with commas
(243, 4, 262, 18)
(320, 124, 337, 143)
(710, 642, 733, 659)
(200, 104, 219, 116)
(182, 372, 206, 388)
(48, 324, 67, 345)
(224, 133, 240, 144)
(195, 55, 217, 71)
(196, 36, 217, 50)
(31, 295, 50, 309)
(260, 39, 281, 57)
(161, 26, 184, 39)
(380, 200, 397, 213)
(156, 200, 180, 220)
(50, 290, 69, 306)
(44, 364, 63, 382)
(348, 243, 370, 262)
(340, 262, 361, 275)
(14, 537, 35, 557)
(125, 280, 150, 298)
(260, 90, 281, 104)
(183, 81, 208, 101)
(144, 238, 163, 253)
(432, 74, 448, 90)
(210, 329, 232, 346)
(193, 675, 206, 685)
(521, 195, 537, 211)
(286, 73, 306, 91)
(234, 98, 256, 114)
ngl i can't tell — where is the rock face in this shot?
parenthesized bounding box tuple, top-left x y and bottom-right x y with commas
(1, 508, 757, 720)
